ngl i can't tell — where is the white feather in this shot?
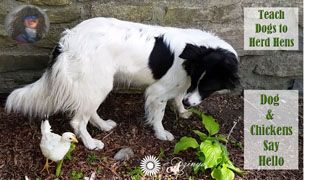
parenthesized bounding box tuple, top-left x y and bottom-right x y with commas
(40, 120, 75, 162)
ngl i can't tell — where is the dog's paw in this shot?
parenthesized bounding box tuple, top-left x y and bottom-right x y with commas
(82, 139, 97, 150)
(100, 120, 117, 131)
(93, 139, 104, 150)
(180, 111, 192, 119)
(155, 130, 174, 141)
(81, 137, 105, 150)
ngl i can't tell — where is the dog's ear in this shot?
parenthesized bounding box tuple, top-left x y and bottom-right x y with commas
(202, 48, 238, 70)
(179, 44, 211, 60)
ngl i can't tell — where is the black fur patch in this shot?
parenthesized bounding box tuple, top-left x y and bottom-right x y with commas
(47, 43, 62, 69)
(149, 36, 174, 79)
(181, 44, 239, 100)
(183, 59, 205, 94)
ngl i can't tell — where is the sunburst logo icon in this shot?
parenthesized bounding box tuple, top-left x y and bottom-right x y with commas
(140, 155, 161, 176)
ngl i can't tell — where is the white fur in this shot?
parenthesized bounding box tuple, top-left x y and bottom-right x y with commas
(6, 17, 237, 149)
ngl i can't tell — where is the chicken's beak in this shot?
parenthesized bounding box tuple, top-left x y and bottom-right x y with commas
(72, 137, 78, 143)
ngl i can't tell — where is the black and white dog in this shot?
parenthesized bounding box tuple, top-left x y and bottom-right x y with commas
(6, 17, 239, 150)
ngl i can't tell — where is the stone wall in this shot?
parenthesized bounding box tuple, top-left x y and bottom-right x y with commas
(0, 0, 303, 94)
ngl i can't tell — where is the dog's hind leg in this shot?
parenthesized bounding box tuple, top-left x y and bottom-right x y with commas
(89, 112, 117, 131)
(70, 78, 114, 150)
(71, 112, 104, 150)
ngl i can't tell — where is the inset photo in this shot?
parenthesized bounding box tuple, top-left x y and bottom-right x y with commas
(5, 5, 50, 43)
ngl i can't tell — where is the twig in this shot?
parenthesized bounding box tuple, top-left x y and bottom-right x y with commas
(105, 166, 121, 178)
(102, 131, 114, 140)
(227, 120, 238, 143)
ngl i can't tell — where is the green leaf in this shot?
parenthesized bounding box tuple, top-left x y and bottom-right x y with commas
(193, 163, 205, 174)
(56, 143, 76, 177)
(211, 164, 235, 180)
(77, 173, 83, 179)
(225, 159, 244, 175)
(201, 114, 219, 136)
(193, 130, 208, 141)
(206, 136, 227, 142)
(217, 142, 229, 162)
(97, 166, 102, 174)
(158, 147, 165, 160)
(66, 153, 72, 160)
(72, 170, 76, 176)
(129, 168, 143, 176)
(174, 137, 199, 154)
(87, 154, 98, 163)
(200, 140, 222, 169)
(193, 165, 200, 174)
(188, 109, 202, 116)
(197, 151, 206, 163)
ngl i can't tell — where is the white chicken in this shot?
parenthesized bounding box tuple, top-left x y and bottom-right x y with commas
(40, 120, 78, 173)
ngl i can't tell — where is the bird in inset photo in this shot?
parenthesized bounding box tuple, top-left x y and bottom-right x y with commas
(40, 119, 78, 173)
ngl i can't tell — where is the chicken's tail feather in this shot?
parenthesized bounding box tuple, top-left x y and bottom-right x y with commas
(41, 120, 52, 134)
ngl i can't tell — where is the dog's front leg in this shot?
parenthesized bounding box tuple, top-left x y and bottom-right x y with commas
(173, 94, 192, 119)
(145, 93, 174, 141)
(71, 113, 104, 150)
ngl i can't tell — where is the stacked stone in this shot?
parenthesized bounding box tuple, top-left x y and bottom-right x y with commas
(0, 0, 303, 94)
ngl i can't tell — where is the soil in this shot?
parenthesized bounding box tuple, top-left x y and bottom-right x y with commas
(0, 93, 303, 180)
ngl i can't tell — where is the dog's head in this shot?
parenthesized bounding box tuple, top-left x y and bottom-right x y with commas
(180, 43, 240, 107)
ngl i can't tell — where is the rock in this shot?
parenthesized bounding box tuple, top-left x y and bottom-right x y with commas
(208, 2, 242, 23)
(84, 172, 96, 180)
(238, 55, 295, 90)
(114, 147, 134, 161)
(163, 6, 201, 27)
(291, 79, 303, 95)
(0, 49, 49, 93)
(0, 52, 48, 73)
(253, 53, 303, 77)
(0, 1, 21, 25)
(0, 0, 304, 92)
(0, 70, 45, 93)
(0, 25, 18, 48)
(17, 0, 72, 6)
(46, 5, 81, 24)
(91, 3, 153, 23)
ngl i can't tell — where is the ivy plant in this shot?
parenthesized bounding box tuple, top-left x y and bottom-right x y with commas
(174, 109, 243, 180)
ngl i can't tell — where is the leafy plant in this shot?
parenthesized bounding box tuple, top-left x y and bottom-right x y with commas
(87, 154, 98, 163)
(231, 140, 244, 152)
(102, 156, 107, 162)
(174, 109, 243, 180)
(56, 143, 76, 177)
(124, 163, 144, 180)
(97, 166, 102, 175)
(71, 170, 84, 180)
(129, 167, 144, 180)
(158, 147, 166, 160)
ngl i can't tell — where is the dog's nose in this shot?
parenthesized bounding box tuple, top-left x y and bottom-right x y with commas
(182, 99, 190, 107)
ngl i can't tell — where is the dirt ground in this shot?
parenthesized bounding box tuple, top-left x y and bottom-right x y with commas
(0, 93, 303, 180)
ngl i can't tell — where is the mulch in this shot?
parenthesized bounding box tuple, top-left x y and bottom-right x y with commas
(0, 93, 303, 180)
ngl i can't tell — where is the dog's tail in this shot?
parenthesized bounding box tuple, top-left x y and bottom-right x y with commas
(5, 45, 80, 117)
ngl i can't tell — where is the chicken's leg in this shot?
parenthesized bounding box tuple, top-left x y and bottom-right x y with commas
(40, 158, 54, 173)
